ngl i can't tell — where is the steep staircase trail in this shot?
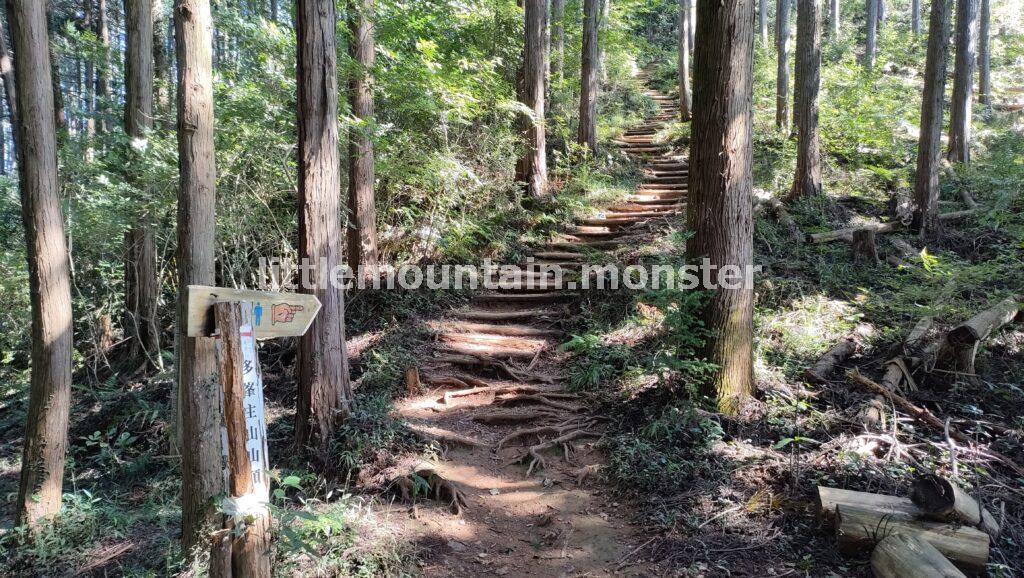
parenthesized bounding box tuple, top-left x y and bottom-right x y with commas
(391, 69, 684, 577)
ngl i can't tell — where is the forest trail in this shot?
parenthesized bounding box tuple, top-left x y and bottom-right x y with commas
(387, 70, 685, 577)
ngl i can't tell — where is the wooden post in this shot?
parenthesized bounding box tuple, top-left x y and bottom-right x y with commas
(214, 302, 272, 577)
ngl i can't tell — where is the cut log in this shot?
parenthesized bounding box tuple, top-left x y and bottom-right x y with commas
(816, 486, 922, 529)
(910, 474, 1001, 540)
(932, 296, 1021, 379)
(473, 292, 573, 304)
(804, 338, 857, 383)
(835, 504, 989, 574)
(871, 533, 967, 578)
(808, 210, 976, 243)
(405, 367, 421, 395)
(851, 228, 881, 265)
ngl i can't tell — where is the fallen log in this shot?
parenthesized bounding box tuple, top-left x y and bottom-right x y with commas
(804, 338, 858, 384)
(835, 504, 989, 575)
(816, 486, 922, 529)
(847, 369, 1024, 477)
(929, 296, 1021, 380)
(808, 210, 975, 244)
(910, 474, 1001, 540)
(871, 533, 967, 578)
(859, 317, 933, 427)
(431, 321, 562, 338)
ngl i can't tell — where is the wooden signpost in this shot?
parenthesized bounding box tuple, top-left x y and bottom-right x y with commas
(187, 286, 321, 577)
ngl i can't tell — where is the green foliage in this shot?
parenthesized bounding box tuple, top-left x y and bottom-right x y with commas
(604, 404, 724, 492)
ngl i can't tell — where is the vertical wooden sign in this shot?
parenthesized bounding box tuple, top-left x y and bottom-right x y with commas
(214, 301, 272, 577)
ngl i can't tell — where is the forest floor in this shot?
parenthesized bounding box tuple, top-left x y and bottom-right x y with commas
(368, 71, 683, 577)
(2, 61, 1024, 577)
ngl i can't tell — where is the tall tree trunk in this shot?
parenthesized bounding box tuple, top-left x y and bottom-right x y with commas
(791, 0, 822, 199)
(84, 0, 96, 153)
(597, 0, 610, 83)
(48, 18, 67, 137)
(911, 0, 953, 238)
(686, 0, 755, 415)
(516, 0, 548, 196)
(295, 0, 353, 454)
(8, 0, 74, 529)
(125, 0, 160, 371)
(775, 0, 791, 131)
(0, 14, 17, 130)
(829, 0, 839, 36)
(347, 0, 379, 267)
(877, 0, 886, 26)
(551, 0, 564, 78)
(174, 0, 227, 566)
(977, 0, 990, 106)
(578, 0, 598, 151)
(689, 0, 695, 52)
(864, 0, 877, 70)
(269, 0, 278, 21)
(678, 0, 691, 121)
(154, 0, 171, 121)
(947, 0, 977, 163)
(759, 0, 768, 45)
(96, 0, 110, 134)
(912, 0, 921, 34)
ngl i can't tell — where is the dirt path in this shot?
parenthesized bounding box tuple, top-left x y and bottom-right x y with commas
(388, 70, 685, 578)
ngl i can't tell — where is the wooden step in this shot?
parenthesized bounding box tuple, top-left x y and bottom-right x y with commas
(604, 209, 682, 219)
(532, 251, 584, 260)
(455, 308, 560, 321)
(546, 240, 621, 250)
(473, 292, 573, 304)
(431, 321, 562, 337)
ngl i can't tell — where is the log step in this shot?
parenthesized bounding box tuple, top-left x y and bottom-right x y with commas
(455, 308, 560, 322)
(431, 321, 562, 337)
(473, 292, 573, 304)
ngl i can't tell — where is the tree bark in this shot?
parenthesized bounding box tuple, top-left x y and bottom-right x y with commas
(124, 227, 161, 368)
(515, 0, 547, 197)
(686, 0, 755, 415)
(864, 0, 877, 70)
(174, 0, 227, 564)
(947, 0, 977, 164)
(154, 0, 171, 120)
(578, 0, 598, 152)
(9, 0, 74, 529)
(678, 0, 691, 121)
(689, 0, 695, 52)
(912, 0, 921, 34)
(829, 0, 838, 36)
(759, 0, 768, 45)
(551, 0, 564, 78)
(911, 0, 953, 239)
(791, 0, 822, 199)
(597, 0, 610, 83)
(295, 0, 353, 454)
(977, 0, 990, 106)
(974, 0, 991, 106)
(911, 474, 1001, 539)
(0, 14, 17, 133)
(269, 0, 278, 22)
(96, 0, 110, 133)
(775, 0, 791, 131)
(347, 0, 379, 267)
(84, 0, 95, 150)
(125, 0, 160, 370)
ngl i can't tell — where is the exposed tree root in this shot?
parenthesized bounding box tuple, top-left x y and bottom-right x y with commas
(431, 351, 556, 383)
(392, 468, 469, 515)
(497, 417, 600, 449)
(510, 428, 603, 476)
(495, 393, 581, 412)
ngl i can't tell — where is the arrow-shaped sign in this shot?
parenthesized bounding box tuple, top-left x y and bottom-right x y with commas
(186, 285, 321, 339)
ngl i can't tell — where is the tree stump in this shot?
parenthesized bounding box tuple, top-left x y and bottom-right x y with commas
(851, 228, 880, 264)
